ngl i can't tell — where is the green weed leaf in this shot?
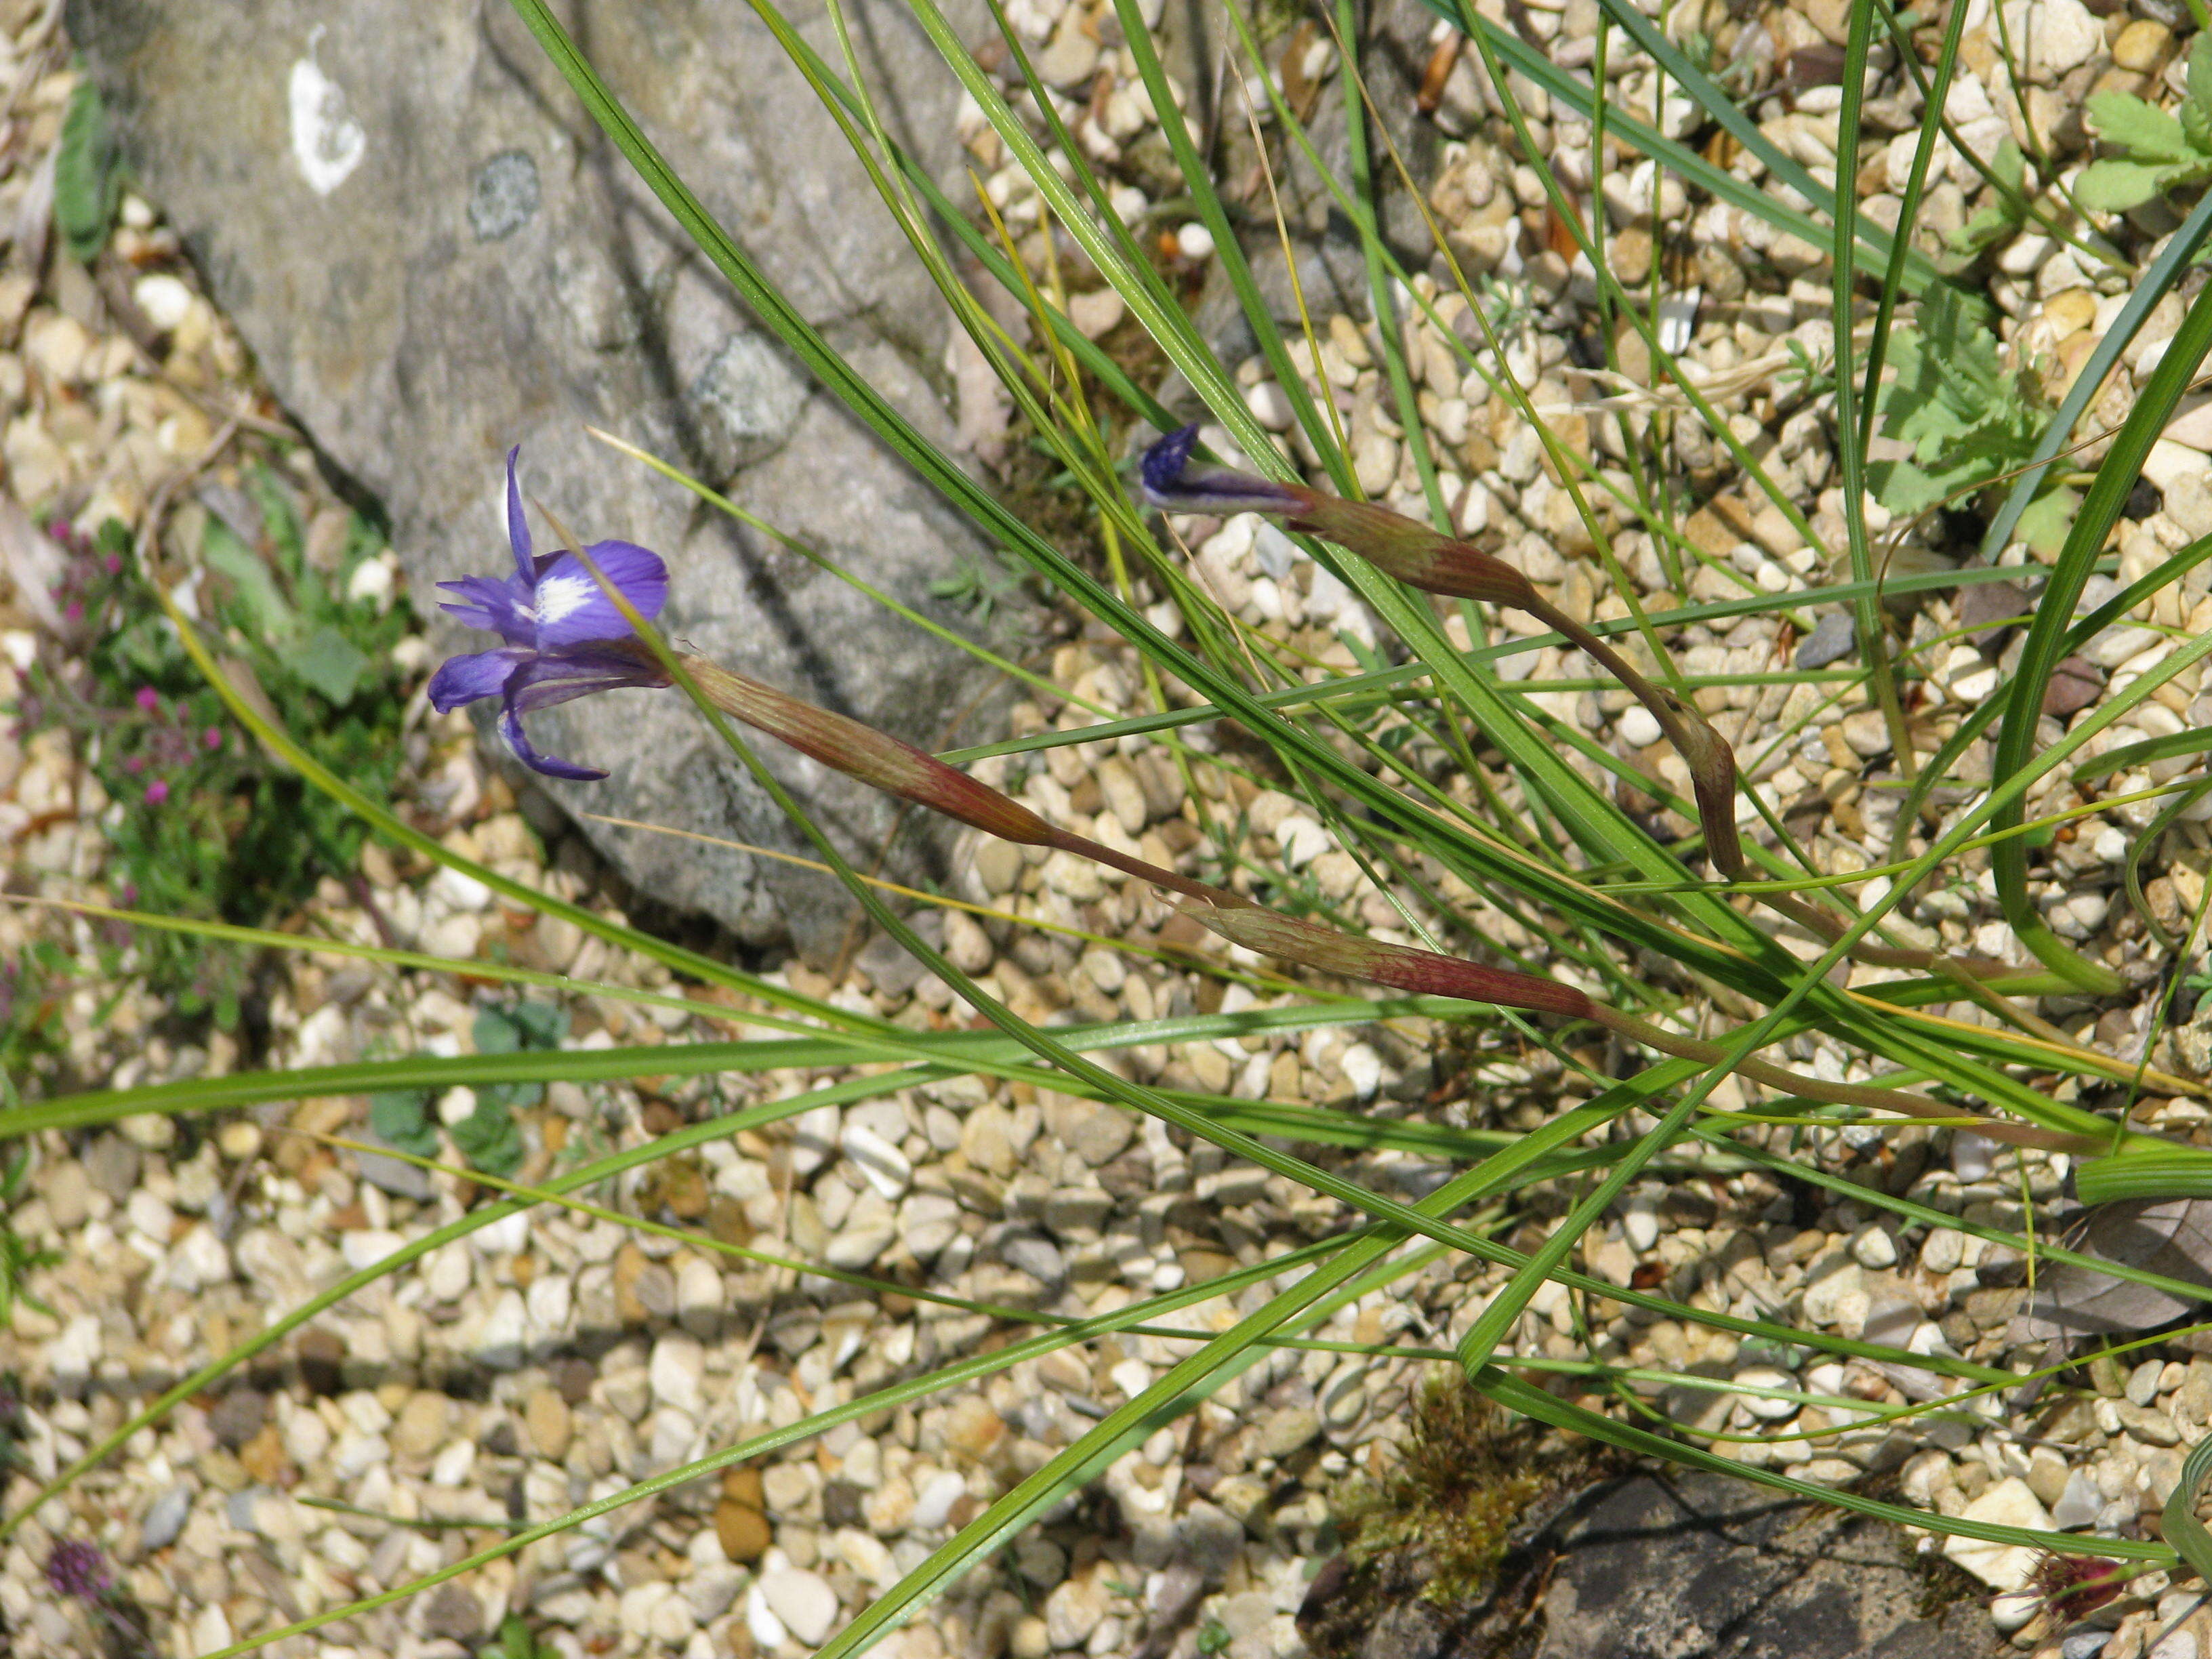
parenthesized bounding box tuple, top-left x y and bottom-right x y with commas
(2076, 159, 2196, 213)
(201, 524, 297, 642)
(53, 78, 120, 264)
(2189, 35, 2212, 142)
(1869, 287, 2051, 518)
(285, 625, 369, 706)
(1948, 138, 2028, 255)
(2013, 485, 2080, 558)
(2088, 89, 2200, 163)
(449, 1097, 525, 1177)
(368, 1091, 440, 1161)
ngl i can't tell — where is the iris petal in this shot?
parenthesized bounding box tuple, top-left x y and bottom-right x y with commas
(506, 643, 670, 714)
(506, 445, 533, 585)
(428, 647, 523, 712)
(499, 699, 607, 781)
(436, 574, 534, 644)
(531, 541, 670, 647)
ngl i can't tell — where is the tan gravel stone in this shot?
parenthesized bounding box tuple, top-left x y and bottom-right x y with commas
(390, 1391, 453, 1462)
(525, 1387, 573, 1460)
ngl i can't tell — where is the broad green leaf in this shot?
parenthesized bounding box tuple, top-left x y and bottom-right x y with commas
(201, 523, 295, 641)
(2013, 484, 2079, 558)
(2076, 158, 2196, 213)
(367, 1091, 439, 1160)
(2089, 89, 2200, 162)
(2190, 35, 2212, 142)
(284, 623, 368, 706)
(53, 79, 119, 264)
(450, 1099, 525, 1177)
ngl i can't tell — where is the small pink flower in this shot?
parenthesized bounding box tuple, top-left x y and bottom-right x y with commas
(203, 727, 222, 749)
(144, 780, 169, 805)
(134, 687, 159, 713)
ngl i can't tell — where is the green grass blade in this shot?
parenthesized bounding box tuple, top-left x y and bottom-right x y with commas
(1989, 272, 2212, 988)
(1980, 188, 2212, 558)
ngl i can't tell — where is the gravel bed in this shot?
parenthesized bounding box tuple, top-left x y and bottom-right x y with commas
(5, 1, 2212, 1658)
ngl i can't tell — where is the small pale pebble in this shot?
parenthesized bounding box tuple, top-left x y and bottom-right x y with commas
(1951, 1133, 1996, 1182)
(525, 1388, 573, 1460)
(1988, 1591, 2041, 1635)
(1849, 1226, 1897, 1270)
(2116, 1400, 2182, 1446)
(1066, 288, 1124, 340)
(1045, 1574, 1110, 1649)
(476, 1290, 527, 1370)
(1622, 1200, 1660, 1254)
(1840, 711, 1890, 758)
(340, 1230, 407, 1273)
(1943, 1478, 2052, 1589)
(912, 1470, 969, 1530)
(677, 1255, 723, 1333)
(1617, 705, 1662, 747)
(1245, 380, 1294, 430)
(746, 1582, 790, 1650)
(1733, 1368, 1799, 1420)
(141, 1486, 192, 1551)
(684, 1562, 745, 1624)
(760, 1566, 840, 1646)
(1950, 664, 1999, 702)
(1339, 1042, 1383, 1101)
(651, 1333, 708, 1418)
(1036, 15, 1101, 89)
(840, 1124, 913, 1200)
(127, 1188, 175, 1244)
(133, 273, 194, 331)
(2128, 1358, 2165, 1406)
(1176, 222, 1214, 261)
(2051, 1469, 2103, 1530)
(1800, 1261, 1863, 1327)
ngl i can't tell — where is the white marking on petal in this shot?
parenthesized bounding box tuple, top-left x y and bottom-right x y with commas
(531, 573, 597, 628)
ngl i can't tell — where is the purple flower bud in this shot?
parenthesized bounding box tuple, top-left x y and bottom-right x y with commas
(1135, 426, 1534, 606)
(134, 687, 159, 714)
(1137, 425, 1314, 516)
(44, 1540, 110, 1601)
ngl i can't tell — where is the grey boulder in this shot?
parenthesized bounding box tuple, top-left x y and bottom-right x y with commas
(68, 0, 1016, 956)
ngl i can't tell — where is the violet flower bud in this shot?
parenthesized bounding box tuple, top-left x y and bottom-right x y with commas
(44, 1540, 110, 1601)
(1136, 426, 1534, 607)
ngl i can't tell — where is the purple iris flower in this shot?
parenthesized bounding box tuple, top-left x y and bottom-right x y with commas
(427, 447, 673, 781)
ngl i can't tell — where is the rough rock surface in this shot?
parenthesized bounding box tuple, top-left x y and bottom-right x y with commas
(66, 0, 1012, 954)
(1300, 1472, 2003, 1659)
(1524, 1474, 2003, 1659)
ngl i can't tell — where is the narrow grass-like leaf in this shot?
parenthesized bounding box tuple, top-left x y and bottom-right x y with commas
(1990, 272, 2212, 988)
